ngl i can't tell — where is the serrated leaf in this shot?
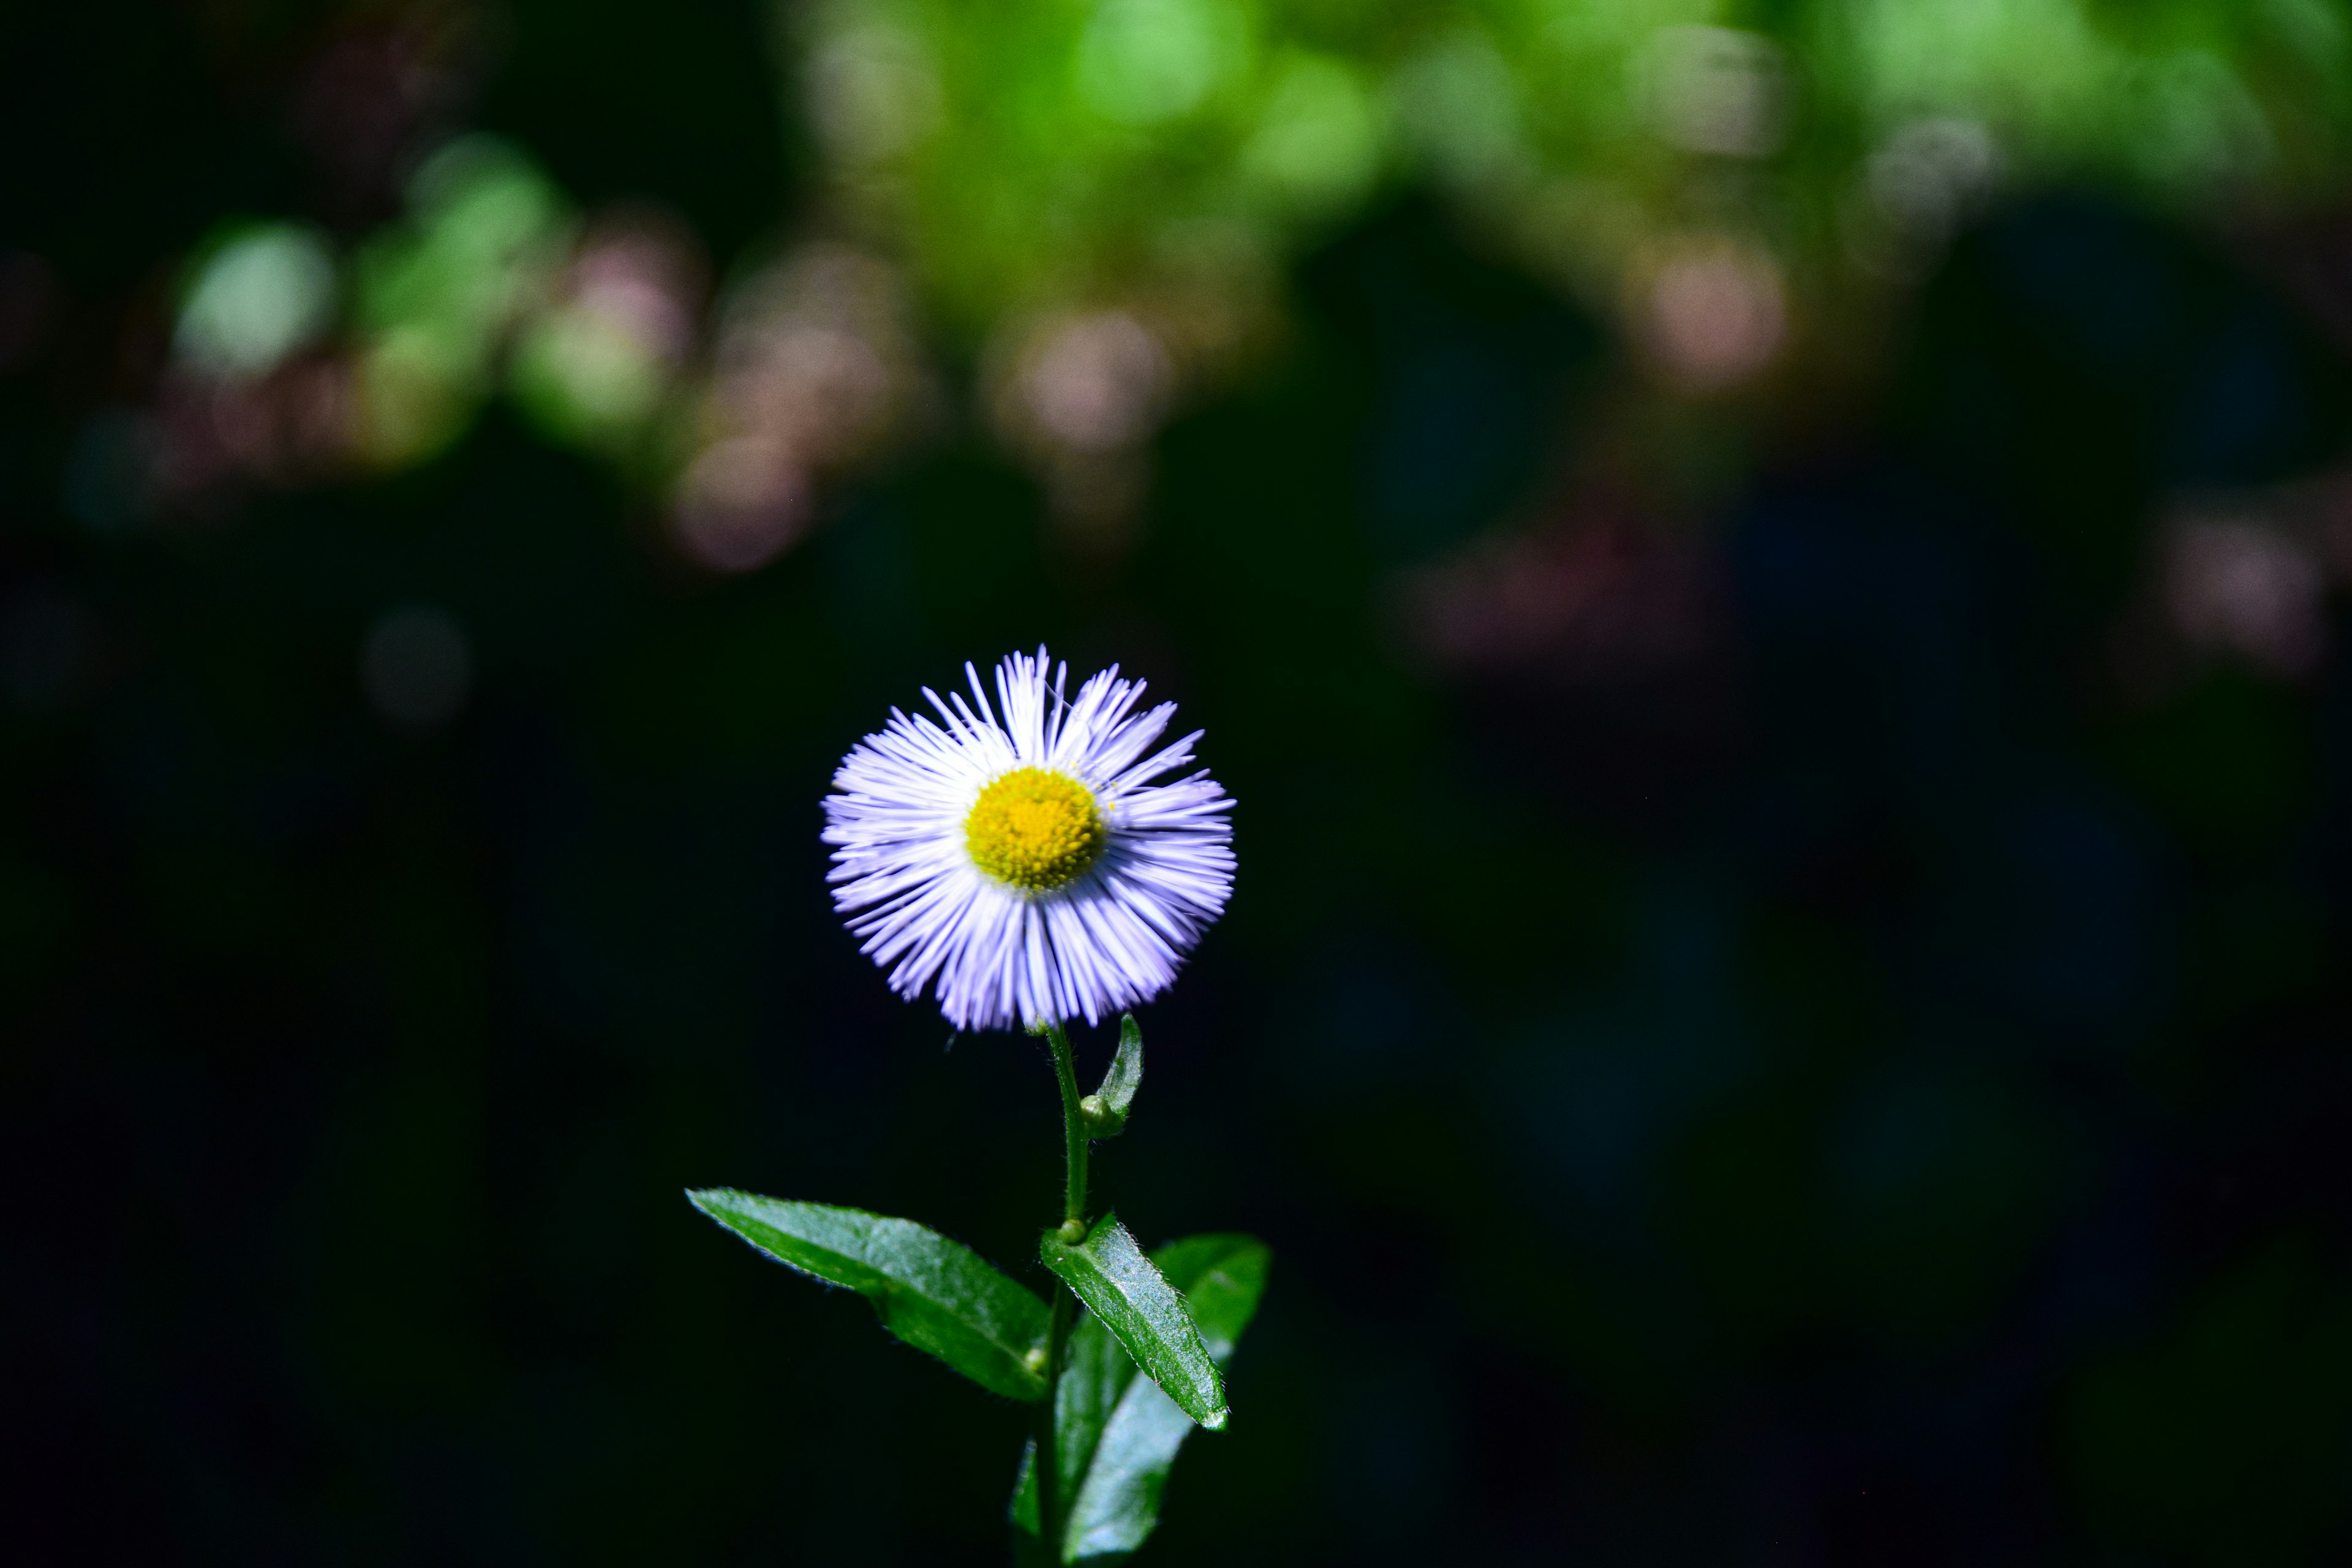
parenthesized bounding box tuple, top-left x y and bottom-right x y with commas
(1082, 1014, 1144, 1137)
(688, 1188, 1049, 1401)
(1042, 1213, 1225, 1429)
(1011, 1234, 1272, 1562)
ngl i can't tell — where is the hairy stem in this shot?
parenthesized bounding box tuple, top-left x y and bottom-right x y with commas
(1047, 1020, 1089, 1226)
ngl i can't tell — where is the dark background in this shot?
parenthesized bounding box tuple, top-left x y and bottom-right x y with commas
(8, 2, 2352, 1564)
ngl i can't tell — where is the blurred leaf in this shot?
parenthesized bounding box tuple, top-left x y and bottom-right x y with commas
(688, 1188, 1050, 1401)
(1016, 1233, 1270, 1561)
(1082, 1014, 1144, 1137)
(1009, 1445, 1046, 1565)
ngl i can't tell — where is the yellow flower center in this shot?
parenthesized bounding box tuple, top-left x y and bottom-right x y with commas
(964, 767, 1107, 893)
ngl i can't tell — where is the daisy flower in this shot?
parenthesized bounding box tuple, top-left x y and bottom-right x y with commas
(823, 648, 1235, 1031)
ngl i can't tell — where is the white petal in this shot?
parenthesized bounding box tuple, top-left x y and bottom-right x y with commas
(822, 647, 1234, 1030)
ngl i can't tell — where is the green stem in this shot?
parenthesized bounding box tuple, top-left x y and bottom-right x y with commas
(1046, 1020, 1089, 1226)
(1036, 1020, 1090, 1560)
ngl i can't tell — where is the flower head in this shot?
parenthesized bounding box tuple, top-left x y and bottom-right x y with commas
(823, 649, 1235, 1030)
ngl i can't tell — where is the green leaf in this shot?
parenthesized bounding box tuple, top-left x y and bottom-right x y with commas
(1009, 1300, 1131, 1551)
(1042, 1213, 1226, 1429)
(1079, 1014, 1144, 1137)
(1011, 1234, 1272, 1562)
(1062, 1373, 1194, 1561)
(1052, 1304, 1134, 1498)
(1131, 1233, 1268, 1363)
(688, 1188, 1050, 1401)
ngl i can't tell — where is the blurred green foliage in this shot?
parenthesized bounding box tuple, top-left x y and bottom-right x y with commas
(352, 138, 577, 466)
(802, 0, 2352, 334)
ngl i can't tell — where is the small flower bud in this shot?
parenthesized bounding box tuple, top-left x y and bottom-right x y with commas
(1022, 1346, 1048, 1374)
(1056, 1218, 1087, 1245)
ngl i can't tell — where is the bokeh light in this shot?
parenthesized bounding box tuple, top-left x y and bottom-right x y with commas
(353, 135, 572, 466)
(2165, 511, 2329, 676)
(510, 213, 705, 453)
(1638, 233, 1788, 392)
(669, 241, 927, 570)
(173, 224, 339, 379)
